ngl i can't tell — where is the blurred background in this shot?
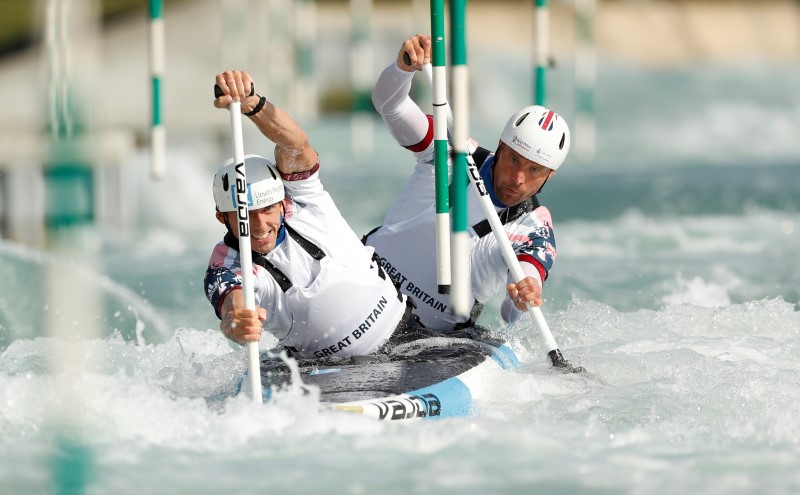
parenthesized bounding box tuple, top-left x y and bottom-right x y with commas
(1, 0, 798, 242)
(2, 3, 800, 494)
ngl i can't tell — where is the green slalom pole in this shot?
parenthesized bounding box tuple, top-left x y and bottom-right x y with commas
(534, 0, 548, 105)
(430, 0, 451, 295)
(449, 0, 470, 318)
(149, 0, 165, 179)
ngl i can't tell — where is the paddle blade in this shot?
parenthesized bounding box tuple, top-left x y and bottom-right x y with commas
(548, 349, 586, 373)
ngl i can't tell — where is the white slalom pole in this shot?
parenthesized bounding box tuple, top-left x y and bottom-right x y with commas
(423, 59, 454, 296)
(227, 97, 263, 402)
(423, 64, 452, 127)
(429, 0, 451, 296)
(448, 0, 470, 318)
(420, 65, 582, 371)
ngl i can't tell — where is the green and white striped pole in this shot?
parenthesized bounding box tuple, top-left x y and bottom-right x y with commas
(449, 0, 470, 318)
(266, 0, 294, 111)
(350, 0, 374, 156)
(149, 0, 165, 179)
(44, 1, 101, 492)
(430, 0, 451, 295)
(295, 0, 317, 121)
(533, 0, 549, 105)
(574, 0, 596, 159)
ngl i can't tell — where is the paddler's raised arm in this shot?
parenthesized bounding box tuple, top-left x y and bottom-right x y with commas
(213, 70, 318, 175)
(371, 34, 432, 149)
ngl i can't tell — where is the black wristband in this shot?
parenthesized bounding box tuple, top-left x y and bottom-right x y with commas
(244, 95, 266, 117)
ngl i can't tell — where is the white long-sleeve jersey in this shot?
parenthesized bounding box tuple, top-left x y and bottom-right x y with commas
(205, 164, 408, 358)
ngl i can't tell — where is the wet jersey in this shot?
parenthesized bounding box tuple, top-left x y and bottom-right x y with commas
(367, 62, 557, 331)
(205, 165, 408, 359)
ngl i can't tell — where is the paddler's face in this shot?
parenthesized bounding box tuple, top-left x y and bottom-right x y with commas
(491, 143, 555, 206)
(217, 201, 284, 254)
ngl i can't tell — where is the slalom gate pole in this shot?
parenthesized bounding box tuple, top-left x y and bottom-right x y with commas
(430, 0, 451, 295)
(295, 0, 318, 121)
(574, 0, 597, 160)
(149, 0, 165, 179)
(217, 85, 263, 402)
(448, 0, 470, 318)
(534, 0, 549, 105)
(350, 0, 374, 156)
(45, 1, 101, 491)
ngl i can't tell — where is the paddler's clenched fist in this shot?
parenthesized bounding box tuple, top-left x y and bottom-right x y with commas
(219, 289, 266, 344)
(507, 276, 543, 310)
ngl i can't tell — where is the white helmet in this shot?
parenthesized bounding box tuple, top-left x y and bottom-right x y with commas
(212, 154, 285, 212)
(500, 105, 570, 170)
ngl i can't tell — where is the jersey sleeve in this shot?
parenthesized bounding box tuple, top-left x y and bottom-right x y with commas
(499, 261, 543, 324)
(469, 205, 557, 304)
(204, 264, 241, 319)
(281, 160, 352, 237)
(505, 205, 556, 282)
(204, 242, 243, 319)
(372, 62, 432, 153)
(279, 158, 339, 220)
(204, 241, 279, 318)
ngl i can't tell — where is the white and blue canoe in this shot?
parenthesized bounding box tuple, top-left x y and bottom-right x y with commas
(240, 328, 519, 421)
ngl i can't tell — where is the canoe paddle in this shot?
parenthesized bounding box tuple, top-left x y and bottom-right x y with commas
(214, 81, 264, 401)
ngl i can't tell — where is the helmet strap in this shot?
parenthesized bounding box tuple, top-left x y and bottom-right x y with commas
(535, 171, 554, 195)
(535, 177, 549, 194)
(221, 213, 234, 235)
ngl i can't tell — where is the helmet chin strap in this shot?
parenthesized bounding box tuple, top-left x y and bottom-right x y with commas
(535, 175, 551, 195)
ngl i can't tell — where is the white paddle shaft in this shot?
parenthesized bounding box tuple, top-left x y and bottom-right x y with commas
(229, 100, 263, 403)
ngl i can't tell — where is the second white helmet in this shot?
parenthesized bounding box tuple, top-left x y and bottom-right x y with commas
(500, 105, 570, 170)
(212, 154, 285, 212)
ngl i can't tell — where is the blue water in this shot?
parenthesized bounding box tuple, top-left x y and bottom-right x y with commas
(2, 52, 800, 494)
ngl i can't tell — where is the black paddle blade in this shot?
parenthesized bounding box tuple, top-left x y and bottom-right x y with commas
(548, 349, 585, 373)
